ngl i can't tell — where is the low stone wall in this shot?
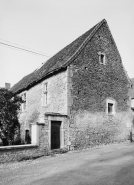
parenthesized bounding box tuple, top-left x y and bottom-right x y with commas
(0, 123, 50, 163)
(0, 144, 47, 163)
(0, 120, 69, 163)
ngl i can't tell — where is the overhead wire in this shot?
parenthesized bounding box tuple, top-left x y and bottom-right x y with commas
(0, 39, 51, 57)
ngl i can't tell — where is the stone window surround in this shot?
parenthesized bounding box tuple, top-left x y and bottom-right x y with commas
(106, 98, 116, 116)
(98, 51, 106, 65)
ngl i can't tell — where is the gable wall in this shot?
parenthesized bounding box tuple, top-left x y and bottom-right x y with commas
(69, 22, 131, 149)
(19, 69, 68, 140)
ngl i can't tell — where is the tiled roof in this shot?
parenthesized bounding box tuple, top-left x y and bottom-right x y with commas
(11, 19, 106, 93)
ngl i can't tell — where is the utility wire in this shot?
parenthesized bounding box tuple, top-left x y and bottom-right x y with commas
(0, 39, 51, 57)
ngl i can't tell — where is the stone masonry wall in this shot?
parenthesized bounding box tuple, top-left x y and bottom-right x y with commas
(69, 22, 131, 149)
(19, 69, 67, 141)
(0, 120, 69, 163)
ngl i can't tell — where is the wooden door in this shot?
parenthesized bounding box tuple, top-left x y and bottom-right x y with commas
(51, 121, 61, 150)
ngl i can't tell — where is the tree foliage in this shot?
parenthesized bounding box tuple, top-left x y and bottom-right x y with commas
(0, 88, 23, 146)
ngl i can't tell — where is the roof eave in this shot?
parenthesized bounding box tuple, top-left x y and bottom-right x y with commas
(13, 65, 67, 94)
(12, 19, 107, 94)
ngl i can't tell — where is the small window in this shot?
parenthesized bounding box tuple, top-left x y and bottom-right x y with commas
(131, 98, 134, 109)
(23, 93, 26, 111)
(21, 92, 27, 112)
(108, 103, 113, 114)
(100, 54, 104, 64)
(106, 99, 115, 115)
(42, 83, 48, 106)
(44, 83, 47, 91)
(98, 52, 105, 65)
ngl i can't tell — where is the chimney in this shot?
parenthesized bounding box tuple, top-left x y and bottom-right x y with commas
(5, 83, 11, 90)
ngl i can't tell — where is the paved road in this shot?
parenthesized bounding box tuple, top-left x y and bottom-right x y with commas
(0, 142, 134, 185)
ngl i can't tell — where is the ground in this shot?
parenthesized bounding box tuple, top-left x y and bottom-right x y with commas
(0, 142, 134, 185)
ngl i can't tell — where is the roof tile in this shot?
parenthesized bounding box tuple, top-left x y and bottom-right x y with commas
(11, 19, 105, 93)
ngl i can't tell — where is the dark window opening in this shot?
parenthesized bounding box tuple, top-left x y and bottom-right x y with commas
(25, 130, 31, 144)
(100, 54, 105, 64)
(108, 103, 113, 114)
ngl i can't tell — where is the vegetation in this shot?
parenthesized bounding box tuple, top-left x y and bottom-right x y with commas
(0, 88, 23, 146)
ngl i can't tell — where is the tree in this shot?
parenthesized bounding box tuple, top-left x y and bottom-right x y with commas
(0, 88, 23, 146)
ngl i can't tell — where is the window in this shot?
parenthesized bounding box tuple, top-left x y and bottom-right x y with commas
(108, 103, 113, 114)
(100, 54, 105, 64)
(131, 98, 134, 109)
(23, 93, 26, 110)
(21, 92, 27, 112)
(42, 83, 48, 106)
(98, 52, 105, 65)
(25, 129, 31, 144)
(106, 99, 115, 115)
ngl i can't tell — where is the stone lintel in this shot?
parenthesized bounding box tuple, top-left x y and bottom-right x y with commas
(45, 112, 68, 117)
(30, 122, 45, 125)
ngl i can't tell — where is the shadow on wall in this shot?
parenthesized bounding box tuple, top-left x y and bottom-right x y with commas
(28, 110, 40, 123)
(18, 110, 40, 145)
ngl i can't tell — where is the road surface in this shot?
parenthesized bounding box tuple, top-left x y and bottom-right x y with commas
(0, 142, 134, 185)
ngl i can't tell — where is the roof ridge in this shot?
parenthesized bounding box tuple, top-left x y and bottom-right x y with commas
(62, 19, 106, 67)
(30, 20, 104, 81)
(37, 19, 106, 79)
(11, 19, 107, 93)
(104, 21, 132, 85)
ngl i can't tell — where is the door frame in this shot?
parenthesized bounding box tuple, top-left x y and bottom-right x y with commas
(45, 114, 66, 150)
(51, 121, 61, 150)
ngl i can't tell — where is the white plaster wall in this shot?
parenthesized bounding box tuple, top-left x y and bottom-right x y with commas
(19, 70, 68, 135)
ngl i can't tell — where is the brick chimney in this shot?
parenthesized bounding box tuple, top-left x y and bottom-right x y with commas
(5, 83, 11, 90)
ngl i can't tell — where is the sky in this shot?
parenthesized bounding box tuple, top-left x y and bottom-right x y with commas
(0, 0, 134, 88)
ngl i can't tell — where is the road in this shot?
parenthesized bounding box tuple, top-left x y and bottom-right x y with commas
(0, 142, 134, 185)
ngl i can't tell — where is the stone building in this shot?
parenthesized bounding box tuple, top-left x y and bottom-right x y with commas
(11, 19, 131, 150)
